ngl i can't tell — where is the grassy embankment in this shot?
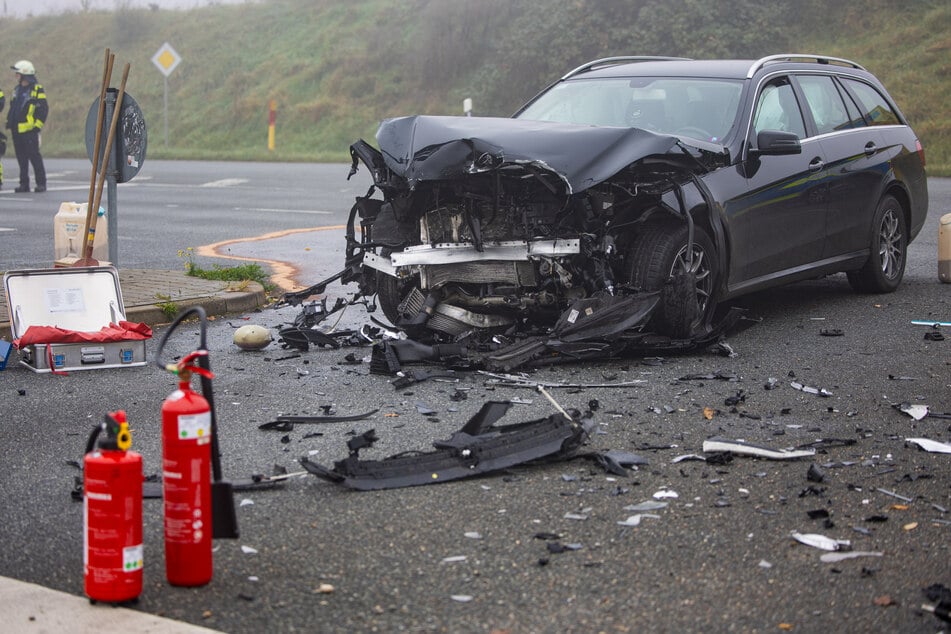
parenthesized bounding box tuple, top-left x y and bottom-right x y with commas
(0, 0, 946, 174)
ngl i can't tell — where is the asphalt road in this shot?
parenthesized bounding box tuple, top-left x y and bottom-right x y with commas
(1, 165, 949, 633)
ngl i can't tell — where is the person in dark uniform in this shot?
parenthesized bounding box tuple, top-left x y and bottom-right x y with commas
(6, 60, 48, 193)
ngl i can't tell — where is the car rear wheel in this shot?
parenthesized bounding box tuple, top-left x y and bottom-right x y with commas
(846, 194, 906, 293)
(625, 222, 717, 338)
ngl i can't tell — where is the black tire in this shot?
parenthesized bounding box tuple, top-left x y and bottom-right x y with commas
(376, 271, 411, 326)
(847, 194, 906, 293)
(625, 222, 718, 338)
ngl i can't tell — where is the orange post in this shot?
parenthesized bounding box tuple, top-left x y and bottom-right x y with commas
(268, 99, 276, 151)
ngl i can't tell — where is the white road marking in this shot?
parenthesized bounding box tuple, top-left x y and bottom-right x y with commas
(0, 227, 15, 232)
(201, 178, 249, 187)
(234, 207, 332, 215)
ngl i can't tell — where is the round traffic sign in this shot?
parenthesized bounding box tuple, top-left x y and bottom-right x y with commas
(85, 91, 147, 183)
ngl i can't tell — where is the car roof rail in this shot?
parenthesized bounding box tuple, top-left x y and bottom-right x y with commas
(747, 53, 865, 78)
(562, 56, 692, 80)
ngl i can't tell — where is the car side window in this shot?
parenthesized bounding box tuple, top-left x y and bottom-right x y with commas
(836, 79, 868, 129)
(841, 78, 901, 126)
(797, 75, 852, 134)
(753, 78, 806, 140)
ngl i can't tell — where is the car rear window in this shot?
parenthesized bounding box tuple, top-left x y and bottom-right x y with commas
(841, 78, 901, 126)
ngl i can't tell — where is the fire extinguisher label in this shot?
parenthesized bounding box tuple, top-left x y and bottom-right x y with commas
(123, 544, 144, 572)
(177, 411, 211, 440)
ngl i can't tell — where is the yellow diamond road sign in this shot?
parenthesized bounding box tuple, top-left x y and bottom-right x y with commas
(152, 42, 181, 77)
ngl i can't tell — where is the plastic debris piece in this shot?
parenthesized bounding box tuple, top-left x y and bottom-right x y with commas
(923, 330, 945, 341)
(903, 522, 918, 531)
(415, 402, 436, 415)
(671, 454, 706, 463)
(703, 437, 816, 460)
(922, 602, 951, 623)
(478, 370, 646, 389)
(876, 487, 913, 502)
(653, 489, 678, 499)
(450, 595, 473, 603)
(241, 545, 258, 554)
(703, 407, 716, 420)
(239, 498, 254, 507)
(820, 550, 883, 563)
(617, 513, 660, 527)
(790, 381, 833, 397)
(819, 328, 844, 336)
(441, 555, 467, 563)
(464, 532, 482, 539)
(758, 559, 773, 569)
(873, 595, 896, 607)
(906, 438, 951, 454)
(791, 531, 851, 551)
(315, 583, 335, 594)
(896, 403, 929, 421)
(807, 463, 825, 482)
(564, 512, 589, 521)
(623, 500, 668, 512)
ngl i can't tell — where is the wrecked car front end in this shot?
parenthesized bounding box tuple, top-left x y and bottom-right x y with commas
(285, 115, 739, 370)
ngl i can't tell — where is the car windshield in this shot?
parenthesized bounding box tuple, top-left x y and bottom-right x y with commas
(516, 77, 744, 143)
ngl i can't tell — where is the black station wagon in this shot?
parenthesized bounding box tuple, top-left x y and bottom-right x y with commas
(305, 54, 928, 366)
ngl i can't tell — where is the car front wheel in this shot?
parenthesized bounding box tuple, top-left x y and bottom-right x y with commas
(847, 194, 906, 293)
(625, 222, 718, 338)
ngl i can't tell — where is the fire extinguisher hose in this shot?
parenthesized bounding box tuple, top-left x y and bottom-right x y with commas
(155, 306, 239, 539)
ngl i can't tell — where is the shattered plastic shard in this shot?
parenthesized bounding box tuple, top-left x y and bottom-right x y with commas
(623, 500, 668, 512)
(617, 513, 661, 527)
(790, 381, 832, 397)
(703, 437, 816, 460)
(897, 403, 930, 421)
(819, 551, 883, 563)
(791, 531, 851, 551)
(905, 437, 951, 454)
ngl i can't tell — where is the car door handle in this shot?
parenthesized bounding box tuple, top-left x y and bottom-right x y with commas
(864, 141, 877, 156)
(808, 157, 824, 171)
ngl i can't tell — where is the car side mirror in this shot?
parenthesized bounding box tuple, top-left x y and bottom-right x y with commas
(752, 130, 802, 156)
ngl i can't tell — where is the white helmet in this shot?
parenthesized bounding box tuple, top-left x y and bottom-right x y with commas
(11, 60, 35, 76)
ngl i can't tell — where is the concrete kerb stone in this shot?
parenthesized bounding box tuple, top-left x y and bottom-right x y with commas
(0, 575, 223, 633)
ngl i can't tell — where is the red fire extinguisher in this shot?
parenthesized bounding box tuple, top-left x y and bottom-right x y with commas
(161, 350, 214, 586)
(83, 410, 143, 603)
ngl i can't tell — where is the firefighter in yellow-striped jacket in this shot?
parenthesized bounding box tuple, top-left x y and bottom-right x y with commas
(6, 60, 47, 193)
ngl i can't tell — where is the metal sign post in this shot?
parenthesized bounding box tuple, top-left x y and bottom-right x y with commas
(150, 42, 181, 147)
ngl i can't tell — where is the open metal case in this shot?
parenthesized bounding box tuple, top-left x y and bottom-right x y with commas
(3, 266, 148, 372)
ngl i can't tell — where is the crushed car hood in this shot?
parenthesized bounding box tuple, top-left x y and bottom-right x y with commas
(375, 115, 724, 193)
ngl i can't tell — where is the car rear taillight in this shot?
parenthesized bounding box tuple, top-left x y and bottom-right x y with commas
(916, 139, 926, 167)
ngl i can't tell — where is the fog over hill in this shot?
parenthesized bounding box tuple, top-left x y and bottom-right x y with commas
(0, 0, 252, 19)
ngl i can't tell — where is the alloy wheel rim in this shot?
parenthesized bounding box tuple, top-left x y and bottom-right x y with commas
(879, 208, 903, 280)
(672, 244, 713, 311)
